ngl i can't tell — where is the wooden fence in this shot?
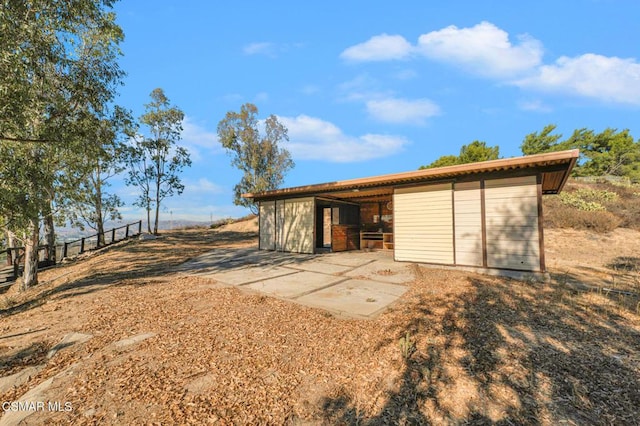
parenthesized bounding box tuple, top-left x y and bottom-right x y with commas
(1, 220, 142, 284)
(60, 220, 142, 259)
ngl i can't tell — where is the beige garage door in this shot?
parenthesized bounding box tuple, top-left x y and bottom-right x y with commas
(394, 183, 454, 264)
(454, 181, 483, 266)
(279, 197, 315, 254)
(259, 201, 276, 250)
(485, 176, 541, 271)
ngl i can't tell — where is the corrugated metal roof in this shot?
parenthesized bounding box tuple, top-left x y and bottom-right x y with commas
(243, 149, 579, 201)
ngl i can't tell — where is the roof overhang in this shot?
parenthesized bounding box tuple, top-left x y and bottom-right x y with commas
(243, 149, 579, 203)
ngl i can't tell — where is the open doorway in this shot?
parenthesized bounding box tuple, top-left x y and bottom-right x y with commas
(315, 200, 360, 252)
(322, 207, 332, 248)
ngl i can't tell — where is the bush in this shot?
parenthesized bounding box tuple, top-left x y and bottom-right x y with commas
(210, 218, 234, 229)
(558, 188, 618, 211)
(544, 198, 621, 233)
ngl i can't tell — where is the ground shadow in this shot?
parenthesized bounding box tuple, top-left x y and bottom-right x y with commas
(320, 272, 640, 424)
(0, 341, 49, 377)
(0, 230, 263, 317)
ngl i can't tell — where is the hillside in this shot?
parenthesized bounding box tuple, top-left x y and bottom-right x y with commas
(0, 205, 639, 424)
(544, 178, 640, 232)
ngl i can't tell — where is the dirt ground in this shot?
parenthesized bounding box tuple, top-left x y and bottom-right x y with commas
(1, 219, 639, 425)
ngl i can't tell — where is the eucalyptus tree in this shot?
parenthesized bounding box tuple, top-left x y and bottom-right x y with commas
(64, 106, 134, 245)
(0, 0, 125, 289)
(217, 103, 294, 214)
(126, 88, 191, 235)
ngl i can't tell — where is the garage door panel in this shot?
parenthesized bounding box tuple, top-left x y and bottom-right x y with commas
(485, 176, 541, 271)
(487, 253, 540, 270)
(454, 181, 482, 266)
(259, 201, 276, 250)
(395, 184, 454, 264)
(281, 198, 314, 254)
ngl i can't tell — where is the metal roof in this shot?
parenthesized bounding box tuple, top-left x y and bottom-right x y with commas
(243, 149, 579, 202)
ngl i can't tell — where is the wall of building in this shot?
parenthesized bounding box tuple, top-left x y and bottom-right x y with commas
(360, 201, 393, 232)
(260, 197, 315, 254)
(484, 176, 541, 270)
(394, 183, 454, 264)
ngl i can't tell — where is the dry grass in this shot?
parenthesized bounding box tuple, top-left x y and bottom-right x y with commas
(0, 221, 639, 425)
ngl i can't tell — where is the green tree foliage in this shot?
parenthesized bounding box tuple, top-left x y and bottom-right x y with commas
(126, 88, 191, 235)
(65, 106, 133, 244)
(419, 155, 460, 169)
(571, 128, 640, 180)
(0, 0, 124, 289)
(458, 140, 500, 163)
(521, 124, 640, 182)
(420, 141, 500, 169)
(217, 103, 294, 214)
(520, 124, 563, 155)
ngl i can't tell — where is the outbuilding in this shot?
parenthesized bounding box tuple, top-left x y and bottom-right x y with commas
(243, 149, 578, 274)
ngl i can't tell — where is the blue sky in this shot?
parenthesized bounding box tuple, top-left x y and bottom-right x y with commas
(110, 0, 640, 223)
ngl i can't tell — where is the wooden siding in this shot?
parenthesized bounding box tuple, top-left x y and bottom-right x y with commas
(394, 183, 454, 264)
(275, 200, 285, 251)
(280, 197, 314, 254)
(454, 181, 483, 266)
(484, 176, 540, 271)
(259, 201, 276, 250)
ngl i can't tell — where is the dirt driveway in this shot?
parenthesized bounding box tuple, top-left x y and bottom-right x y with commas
(176, 248, 412, 318)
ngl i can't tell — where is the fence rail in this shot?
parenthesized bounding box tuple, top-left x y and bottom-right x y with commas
(1, 220, 142, 284)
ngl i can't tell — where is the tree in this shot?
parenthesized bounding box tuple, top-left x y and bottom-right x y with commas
(418, 155, 459, 170)
(521, 125, 640, 181)
(217, 103, 294, 214)
(567, 128, 640, 180)
(520, 124, 563, 155)
(126, 88, 191, 235)
(65, 107, 133, 244)
(419, 141, 500, 169)
(458, 140, 500, 163)
(0, 0, 125, 289)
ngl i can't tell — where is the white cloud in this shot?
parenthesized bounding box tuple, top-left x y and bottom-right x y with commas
(393, 69, 418, 80)
(366, 97, 440, 124)
(184, 178, 225, 195)
(243, 41, 303, 58)
(180, 116, 222, 162)
(337, 73, 386, 102)
(417, 21, 543, 78)
(518, 99, 553, 113)
(278, 115, 409, 163)
(243, 42, 276, 56)
(340, 22, 640, 106)
(341, 33, 413, 62)
(514, 54, 640, 105)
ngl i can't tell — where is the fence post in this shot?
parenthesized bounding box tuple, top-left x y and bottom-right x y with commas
(63, 242, 68, 259)
(138, 220, 142, 234)
(6, 248, 11, 266)
(125, 224, 129, 238)
(80, 238, 85, 254)
(111, 228, 116, 244)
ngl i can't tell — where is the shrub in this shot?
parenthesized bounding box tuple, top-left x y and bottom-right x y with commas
(544, 198, 621, 233)
(558, 188, 618, 211)
(210, 217, 234, 229)
(546, 180, 640, 231)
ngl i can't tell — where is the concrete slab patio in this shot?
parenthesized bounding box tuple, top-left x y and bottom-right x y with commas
(178, 248, 413, 318)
